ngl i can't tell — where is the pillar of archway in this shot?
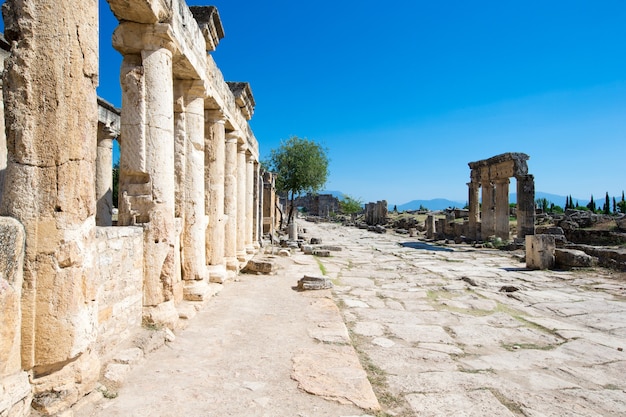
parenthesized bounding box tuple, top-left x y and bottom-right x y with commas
(517, 174, 536, 238)
(481, 179, 496, 239)
(494, 178, 510, 240)
(245, 151, 255, 254)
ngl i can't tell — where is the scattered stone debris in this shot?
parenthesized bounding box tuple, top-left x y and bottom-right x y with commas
(499, 285, 520, 293)
(461, 276, 478, 286)
(296, 275, 333, 291)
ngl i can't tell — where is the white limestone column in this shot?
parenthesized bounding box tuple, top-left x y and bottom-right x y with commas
(205, 110, 227, 282)
(223, 132, 239, 271)
(252, 161, 262, 249)
(96, 125, 115, 226)
(245, 151, 255, 254)
(495, 178, 510, 241)
(114, 23, 179, 317)
(237, 142, 248, 261)
(174, 80, 208, 300)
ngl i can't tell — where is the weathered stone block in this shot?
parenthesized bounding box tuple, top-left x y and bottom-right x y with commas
(312, 249, 331, 257)
(242, 258, 277, 274)
(526, 235, 555, 270)
(555, 248, 593, 268)
(297, 275, 333, 291)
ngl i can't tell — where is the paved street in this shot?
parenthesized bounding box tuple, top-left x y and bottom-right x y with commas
(310, 220, 626, 416)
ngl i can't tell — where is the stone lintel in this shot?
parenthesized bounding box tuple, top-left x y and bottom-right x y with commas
(107, 0, 171, 24)
(468, 152, 529, 182)
(227, 82, 255, 120)
(97, 97, 121, 139)
(112, 22, 178, 55)
(189, 6, 225, 52)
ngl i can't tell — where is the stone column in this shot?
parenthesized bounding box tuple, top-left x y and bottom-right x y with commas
(480, 180, 496, 239)
(517, 174, 536, 239)
(0, 0, 100, 412)
(224, 132, 239, 271)
(96, 124, 116, 226)
(205, 110, 227, 282)
(467, 180, 480, 241)
(174, 80, 209, 300)
(245, 152, 255, 254)
(113, 23, 179, 325)
(253, 162, 262, 248)
(494, 178, 510, 240)
(236, 141, 248, 261)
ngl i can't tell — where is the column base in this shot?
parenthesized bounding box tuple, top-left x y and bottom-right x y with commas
(183, 280, 211, 301)
(225, 256, 239, 271)
(237, 250, 248, 263)
(207, 264, 227, 284)
(245, 244, 255, 254)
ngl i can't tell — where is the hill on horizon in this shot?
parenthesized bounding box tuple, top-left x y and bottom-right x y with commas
(393, 192, 589, 212)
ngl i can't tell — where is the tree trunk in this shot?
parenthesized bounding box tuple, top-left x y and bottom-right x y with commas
(288, 191, 295, 225)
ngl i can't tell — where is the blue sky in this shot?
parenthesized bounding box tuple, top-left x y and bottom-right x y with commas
(6, 1, 626, 206)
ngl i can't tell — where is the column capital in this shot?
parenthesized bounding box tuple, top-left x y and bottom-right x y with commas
(225, 130, 241, 144)
(205, 109, 226, 123)
(113, 22, 177, 55)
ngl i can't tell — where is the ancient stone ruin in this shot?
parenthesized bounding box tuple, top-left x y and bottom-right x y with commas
(364, 200, 388, 226)
(0, 1, 273, 415)
(467, 152, 535, 241)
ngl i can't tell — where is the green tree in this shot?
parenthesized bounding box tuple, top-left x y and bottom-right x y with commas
(536, 198, 549, 213)
(339, 195, 363, 221)
(604, 192, 610, 214)
(112, 163, 119, 208)
(266, 136, 329, 225)
(586, 195, 595, 212)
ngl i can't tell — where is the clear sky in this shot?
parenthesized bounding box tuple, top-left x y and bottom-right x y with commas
(7, 1, 626, 206)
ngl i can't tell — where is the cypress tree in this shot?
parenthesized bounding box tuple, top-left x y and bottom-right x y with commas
(604, 192, 610, 214)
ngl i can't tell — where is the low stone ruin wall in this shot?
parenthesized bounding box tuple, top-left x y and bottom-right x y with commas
(94, 226, 144, 358)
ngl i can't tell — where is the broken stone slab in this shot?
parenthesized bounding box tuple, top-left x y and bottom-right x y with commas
(291, 345, 381, 411)
(297, 275, 333, 291)
(319, 245, 342, 252)
(242, 258, 277, 274)
(310, 237, 322, 244)
(301, 245, 314, 254)
(555, 248, 594, 269)
(278, 249, 291, 257)
(312, 249, 331, 257)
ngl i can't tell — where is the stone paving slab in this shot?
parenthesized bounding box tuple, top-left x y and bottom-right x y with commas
(303, 220, 626, 416)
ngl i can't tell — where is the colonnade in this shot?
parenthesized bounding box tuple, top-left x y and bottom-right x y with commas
(0, 1, 264, 415)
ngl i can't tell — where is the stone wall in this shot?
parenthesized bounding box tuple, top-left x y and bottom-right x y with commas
(94, 227, 144, 358)
(292, 193, 340, 217)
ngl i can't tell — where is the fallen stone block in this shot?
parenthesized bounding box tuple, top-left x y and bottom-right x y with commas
(312, 249, 331, 257)
(555, 248, 593, 268)
(278, 249, 291, 257)
(242, 258, 277, 274)
(310, 237, 322, 244)
(297, 275, 333, 291)
(319, 245, 342, 252)
(301, 245, 314, 254)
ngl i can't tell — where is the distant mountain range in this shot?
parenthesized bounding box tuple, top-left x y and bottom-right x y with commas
(319, 190, 589, 212)
(394, 192, 588, 212)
